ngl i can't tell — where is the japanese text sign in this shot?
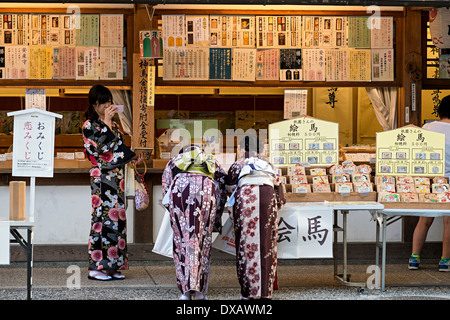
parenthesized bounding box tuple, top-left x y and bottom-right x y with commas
(269, 116, 339, 167)
(8, 109, 62, 177)
(277, 205, 333, 259)
(376, 125, 445, 176)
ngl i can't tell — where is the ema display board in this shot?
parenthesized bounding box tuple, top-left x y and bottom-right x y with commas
(376, 125, 445, 176)
(268, 116, 339, 167)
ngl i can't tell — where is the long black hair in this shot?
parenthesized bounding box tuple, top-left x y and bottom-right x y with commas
(84, 84, 113, 121)
(437, 95, 450, 120)
(239, 135, 263, 154)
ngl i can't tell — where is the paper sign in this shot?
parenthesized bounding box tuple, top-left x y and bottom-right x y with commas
(277, 205, 333, 259)
(269, 116, 339, 167)
(376, 125, 445, 176)
(9, 109, 62, 178)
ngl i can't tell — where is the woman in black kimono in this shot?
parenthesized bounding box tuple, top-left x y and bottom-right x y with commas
(82, 84, 141, 281)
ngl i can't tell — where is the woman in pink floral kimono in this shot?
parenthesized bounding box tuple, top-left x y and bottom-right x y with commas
(162, 145, 227, 300)
(83, 85, 141, 281)
(226, 136, 285, 299)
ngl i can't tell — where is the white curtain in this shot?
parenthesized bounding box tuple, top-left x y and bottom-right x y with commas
(365, 87, 398, 131)
(111, 89, 133, 135)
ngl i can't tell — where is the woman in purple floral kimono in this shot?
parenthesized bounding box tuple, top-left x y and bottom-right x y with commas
(82, 85, 140, 281)
(162, 145, 227, 300)
(226, 136, 285, 299)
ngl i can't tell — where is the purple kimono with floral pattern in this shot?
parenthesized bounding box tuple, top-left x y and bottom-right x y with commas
(82, 119, 135, 271)
(162, 147, 227, 295)
(226, 153, 285, 299)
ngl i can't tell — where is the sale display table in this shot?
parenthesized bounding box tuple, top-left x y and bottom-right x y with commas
(0, 218, 34, 300)
(373, 203, 450, 291)
(330, 201, 384, 290)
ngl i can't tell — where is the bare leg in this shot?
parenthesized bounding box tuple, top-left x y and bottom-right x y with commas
(412, 217, 435, 255)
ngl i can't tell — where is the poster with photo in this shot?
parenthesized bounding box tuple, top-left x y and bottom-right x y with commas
(209, 15, 255, 48)
(99, 47, 123, 80)
(75, 47, 99, 80)
(302, 16, 347, 48)
(371, 48, 394, 81)
(0, 47, 5, 79)
(256, 16, 302, 48)
(0, 14, 29, 46)
(61, 15, 76, 46)
(279, 48, 302, 81)
(162, 15, 186, 48)
(232, 48, 256, 81)
(186, 15, 209, 47)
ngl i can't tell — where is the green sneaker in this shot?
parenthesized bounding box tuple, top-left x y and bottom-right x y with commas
(439, 257, 450, 272)
(408, 254, 420, 270)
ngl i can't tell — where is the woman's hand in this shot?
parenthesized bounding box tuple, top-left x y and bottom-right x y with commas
(103, 105, 118, 129)
(131, 153, 144, 165)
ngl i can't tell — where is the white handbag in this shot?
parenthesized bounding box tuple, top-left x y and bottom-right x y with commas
(152, 210, 173, 258)
(212, 216, 236, 256)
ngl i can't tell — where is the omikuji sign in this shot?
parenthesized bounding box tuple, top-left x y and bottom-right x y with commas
(8, 109, 62, 178)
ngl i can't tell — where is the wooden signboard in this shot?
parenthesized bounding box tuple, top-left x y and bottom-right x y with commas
(132, 53, 154, 152)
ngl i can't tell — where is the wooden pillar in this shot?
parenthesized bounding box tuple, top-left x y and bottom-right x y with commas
(399, 7, 425, 243)
(132, 4, 156, 243)
(399, 7, 423, 128)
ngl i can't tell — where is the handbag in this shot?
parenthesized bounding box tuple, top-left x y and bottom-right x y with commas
(132, 161, 150, 211)
(152, 210, 173, 258)
(212, 216, 236, 256)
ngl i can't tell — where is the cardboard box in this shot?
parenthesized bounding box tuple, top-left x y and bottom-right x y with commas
(9, 181, 26, 221)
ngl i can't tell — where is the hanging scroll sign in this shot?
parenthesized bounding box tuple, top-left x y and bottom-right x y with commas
(132, 54, 154, 160)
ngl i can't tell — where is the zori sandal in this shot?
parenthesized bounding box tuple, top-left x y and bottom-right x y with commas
(110, 272, 125, 280)
(88, 271, 112, 281)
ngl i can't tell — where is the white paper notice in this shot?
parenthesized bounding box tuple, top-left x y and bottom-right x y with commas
(232, 48, 256, 81)
(284, 89, 307, 119)
(297, 206, 333, 258)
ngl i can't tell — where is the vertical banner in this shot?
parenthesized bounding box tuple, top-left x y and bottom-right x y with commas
(132, 54, 154, 150)
(147, 65, 155, 107)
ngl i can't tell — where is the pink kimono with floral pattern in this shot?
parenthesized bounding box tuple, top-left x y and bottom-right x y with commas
(226, 153, 285, 299)
(162, 148, 227, 295)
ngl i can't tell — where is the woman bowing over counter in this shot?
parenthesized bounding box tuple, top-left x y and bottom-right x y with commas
(162, 145, 227, 300)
